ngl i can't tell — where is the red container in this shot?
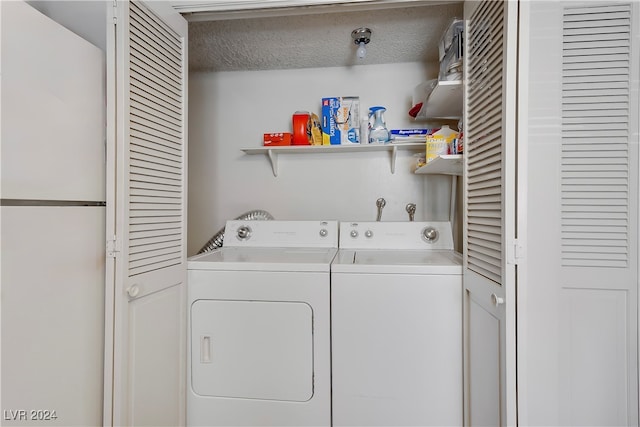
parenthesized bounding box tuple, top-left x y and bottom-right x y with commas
(292, 111, 311, 145)
(263, 132, 292, 146)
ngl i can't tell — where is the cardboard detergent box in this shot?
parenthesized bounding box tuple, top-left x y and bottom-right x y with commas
(321, 97, 360, 145)
(263, 132, 292, 146)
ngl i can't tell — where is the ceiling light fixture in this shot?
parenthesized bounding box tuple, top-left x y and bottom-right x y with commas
(351, 27, 372, 60)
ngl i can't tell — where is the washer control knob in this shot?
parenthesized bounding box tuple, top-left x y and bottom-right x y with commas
(237, 225, 252, 240)
(422, 226, 439, 243)
(350, 230, 359, 238)
(365, 230, 373, 238)
(319, 228, 328, 237)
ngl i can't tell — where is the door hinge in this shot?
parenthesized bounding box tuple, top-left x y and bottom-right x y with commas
(112, 1, 118, 25)
(106, 235, 121, 258)
(507, 238, 522, 265)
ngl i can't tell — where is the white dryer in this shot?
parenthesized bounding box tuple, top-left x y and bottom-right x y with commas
(331, 221, 463, 427)
(187, 220, 337, 427)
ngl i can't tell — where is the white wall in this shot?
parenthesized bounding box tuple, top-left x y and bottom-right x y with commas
(188, 62, 455, 255)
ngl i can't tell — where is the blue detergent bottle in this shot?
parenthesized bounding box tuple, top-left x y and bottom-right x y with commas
(368, 106, 391, 144)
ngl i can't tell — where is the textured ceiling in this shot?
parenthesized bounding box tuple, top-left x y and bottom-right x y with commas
(188, 2, 463, 72)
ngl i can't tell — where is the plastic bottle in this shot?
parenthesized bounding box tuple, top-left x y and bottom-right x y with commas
(360, 117, 369, 144)
(368, 106, 391, 144)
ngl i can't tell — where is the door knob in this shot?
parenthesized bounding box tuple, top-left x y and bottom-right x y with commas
(127, 285, 140, 298)
(491, 293, 504, 306)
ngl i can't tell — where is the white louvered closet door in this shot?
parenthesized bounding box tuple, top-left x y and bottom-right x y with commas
(104, 2, 188, 426)
(557, 4, 638, 424)
(462, 1, 518, 426)
(522, 1, 639, 425)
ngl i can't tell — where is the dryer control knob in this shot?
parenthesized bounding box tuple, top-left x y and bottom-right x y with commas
(365, 230, 373, 238)
(319, 228, 328, 237)
(237, 225, 252, 240)
(350, 230, 359, 238)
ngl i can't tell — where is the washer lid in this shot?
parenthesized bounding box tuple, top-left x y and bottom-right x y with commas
(188, 247, 338, 272)
(332, 249, 462, 275)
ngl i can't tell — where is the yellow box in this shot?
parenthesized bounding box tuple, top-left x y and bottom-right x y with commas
(426, 125, 458, 162)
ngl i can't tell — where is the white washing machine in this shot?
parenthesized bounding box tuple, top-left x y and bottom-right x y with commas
(331, 221, 463, 427)
(187, 220, 337, 427)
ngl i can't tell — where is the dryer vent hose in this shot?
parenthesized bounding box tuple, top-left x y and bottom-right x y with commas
(197, 209, 274, 254)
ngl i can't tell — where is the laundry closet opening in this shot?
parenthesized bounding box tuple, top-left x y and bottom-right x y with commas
(183, 0, 465, 256)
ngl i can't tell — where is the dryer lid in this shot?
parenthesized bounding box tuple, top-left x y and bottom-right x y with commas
(188, 246, 338, 272)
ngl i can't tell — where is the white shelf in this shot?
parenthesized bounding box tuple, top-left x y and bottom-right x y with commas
(241, 143, 425, 176)
(414, 80, 463, 120)
(415, 154, 463, 175)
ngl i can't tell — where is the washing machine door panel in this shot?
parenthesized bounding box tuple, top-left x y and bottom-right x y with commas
(331, 272, 463, 426)
(191, 300, 313, 402)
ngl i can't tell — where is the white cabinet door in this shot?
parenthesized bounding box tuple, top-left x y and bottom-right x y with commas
(519, 1, 639, 425)
(104, 1, 188, 426)
(463, 1, 518, 426)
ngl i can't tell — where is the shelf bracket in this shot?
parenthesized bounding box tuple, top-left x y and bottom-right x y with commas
(390, 146, 398, 174)
(266, 149, 278, 177)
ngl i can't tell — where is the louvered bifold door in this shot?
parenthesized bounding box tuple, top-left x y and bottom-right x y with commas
(466, 0, 508, 285)
(561, 4, 635, 269)
(105, 1, 188, 426)
(128, 0, 184, 278)
(462, 0, 518, 426)
(558, 3, 639, 424)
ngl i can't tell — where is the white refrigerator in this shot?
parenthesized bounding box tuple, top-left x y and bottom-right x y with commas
(1, 2, 105, 425)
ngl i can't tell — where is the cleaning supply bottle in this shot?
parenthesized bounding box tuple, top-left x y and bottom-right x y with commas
(368, 106, 390, 144)
(426, 124, 458, 162)
(360, 117, 369, 145)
